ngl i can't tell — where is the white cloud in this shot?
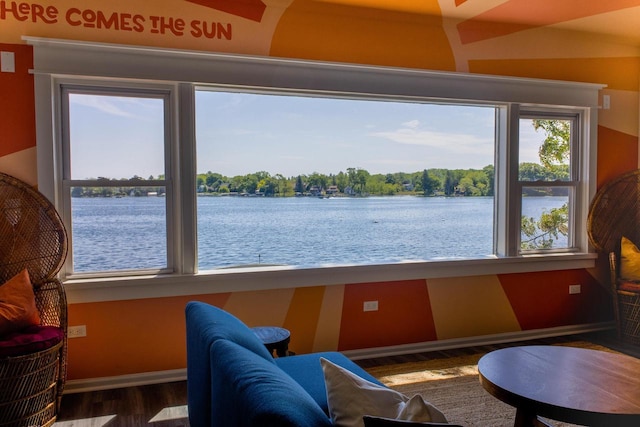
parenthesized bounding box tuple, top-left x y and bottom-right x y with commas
(70, 95, 136, 117)
(70, 94, 161, 120)
(370, 126, 491, 154)
(402, 119, 420, 128)
(365, 120, 496, 169)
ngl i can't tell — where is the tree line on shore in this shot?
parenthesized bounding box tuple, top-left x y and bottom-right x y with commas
(195, 162, 567, 198)
(197, 167, 496, 197)
(71, 161, 568, 198)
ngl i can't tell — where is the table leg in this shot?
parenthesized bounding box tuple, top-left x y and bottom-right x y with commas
(275, 338, 290, 357)
(514, 409, 552, 427)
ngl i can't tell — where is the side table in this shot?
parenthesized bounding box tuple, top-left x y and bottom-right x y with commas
(478, 345, 640, 426)
(252, 326, 291, 357)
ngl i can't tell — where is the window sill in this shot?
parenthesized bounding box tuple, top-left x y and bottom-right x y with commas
(63, 253, 598, 303)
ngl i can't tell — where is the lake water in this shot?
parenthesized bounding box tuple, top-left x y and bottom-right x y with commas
(71, 196, 567, 272)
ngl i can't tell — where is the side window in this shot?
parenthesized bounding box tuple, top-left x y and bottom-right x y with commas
(61, 88, 171, 275)
(518, 115, 577, 252)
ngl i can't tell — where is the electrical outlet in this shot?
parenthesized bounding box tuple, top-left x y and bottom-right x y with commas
(363, 301, 378, 312)
(569, 284, 581, 295)
(1, 51, 15, 73)
(68, 325, 87, 338)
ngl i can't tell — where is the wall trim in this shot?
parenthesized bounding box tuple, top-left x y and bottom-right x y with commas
(61, 253, 598, 303)
(25, 37, 604, 108)
(343, 321, 614, 360)
(64, 368, 187, 394)
(63, 321, 613, 394)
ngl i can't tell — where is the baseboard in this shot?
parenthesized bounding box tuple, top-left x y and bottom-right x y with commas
(63, 321, 614, 394)
(343, 321, 615, 360)
(64, 368, 187, 394)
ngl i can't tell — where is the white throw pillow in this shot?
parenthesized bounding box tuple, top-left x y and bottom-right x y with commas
(320, 358, 448, 427)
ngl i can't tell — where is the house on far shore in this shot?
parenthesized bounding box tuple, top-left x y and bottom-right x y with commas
(309, 185, 322, 196)
(326, 185, 339, 196)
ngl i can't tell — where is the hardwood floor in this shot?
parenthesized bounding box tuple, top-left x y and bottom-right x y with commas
(55, 381, 189, 427)
(53, 331, 640, 427)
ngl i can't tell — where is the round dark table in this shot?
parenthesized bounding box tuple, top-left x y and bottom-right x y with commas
(478, 345, 640, 427)
(252, 326, 291, 357)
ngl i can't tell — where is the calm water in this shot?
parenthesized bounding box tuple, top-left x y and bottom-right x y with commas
(71, 196, 567, 272)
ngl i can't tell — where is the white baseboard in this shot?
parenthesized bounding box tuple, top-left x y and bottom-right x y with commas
(63, 321, 614, 394)
(64, 368, 187, 394)
(343, 321, 615, 360)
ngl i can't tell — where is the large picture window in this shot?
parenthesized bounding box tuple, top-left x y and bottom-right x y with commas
(195, 90, 497, 269)
(31, 39, 599, 291)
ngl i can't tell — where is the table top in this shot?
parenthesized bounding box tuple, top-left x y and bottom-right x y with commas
(478, 345, 640, 426)
(252, 326, 290, 345)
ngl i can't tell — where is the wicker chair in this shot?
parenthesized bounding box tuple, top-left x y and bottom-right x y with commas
(587, 169, 640, 346)
(0, 172, 68, 427)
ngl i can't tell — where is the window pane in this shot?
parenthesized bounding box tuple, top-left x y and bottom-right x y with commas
(519, 118, 570, 181)
(68, 94, 165, 180)
(195, 90, 496, 269)
(518, 117, 573, 252)
(521, 188, 570, 250)
(70, 187, 167, 272)
(67, 93, 167, 273)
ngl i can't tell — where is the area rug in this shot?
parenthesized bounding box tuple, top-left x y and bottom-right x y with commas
(365, 341, 616, 427)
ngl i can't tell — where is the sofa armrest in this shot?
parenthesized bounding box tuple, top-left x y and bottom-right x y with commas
(185, 301, 274, 427)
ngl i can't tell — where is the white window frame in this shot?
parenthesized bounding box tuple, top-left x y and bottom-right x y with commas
(59, 84, 177, 277)
(28, 37, 602, 303)
(515, 110, 583, 255)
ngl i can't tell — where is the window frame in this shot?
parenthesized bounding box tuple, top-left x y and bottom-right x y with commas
(59, 84, 176, 277)
(28, 38, 601, 303)
(514, 109, 583, 255)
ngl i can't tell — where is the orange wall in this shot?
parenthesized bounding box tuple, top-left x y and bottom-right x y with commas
(0, 1, 638, 381)
(66, 271, 611, 380)
(0, 43, 34, 157)
(0, 43, 37, 183)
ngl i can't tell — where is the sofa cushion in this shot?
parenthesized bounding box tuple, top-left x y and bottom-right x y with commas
(276, 351, 385, 415)
(321, 358, 448, 427)
(211, 339, 332, 427)
(185, 301, 275, 427)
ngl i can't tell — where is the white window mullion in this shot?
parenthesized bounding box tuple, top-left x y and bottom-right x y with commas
(495, 103, 521, 257)
(59, 85, 74, 279)
(176, 83, 197, 274)
(570, 113, 585, 251)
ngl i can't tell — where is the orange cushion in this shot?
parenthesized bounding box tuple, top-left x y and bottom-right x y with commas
(0, 269, 41, 336)
(620, 237, 640, 281)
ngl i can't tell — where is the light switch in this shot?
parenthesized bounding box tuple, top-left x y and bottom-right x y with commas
(1, 51, 15, 73)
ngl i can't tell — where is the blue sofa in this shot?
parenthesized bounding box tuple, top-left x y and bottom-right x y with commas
(185, 301, 386, 427)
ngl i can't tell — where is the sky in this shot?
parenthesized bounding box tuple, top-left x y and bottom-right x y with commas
(68, 90, 544, 180)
